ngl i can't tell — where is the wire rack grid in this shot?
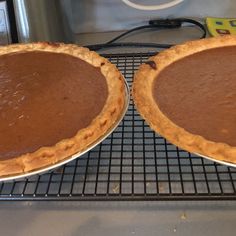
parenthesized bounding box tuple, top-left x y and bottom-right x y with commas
(1, 52, 236, 201)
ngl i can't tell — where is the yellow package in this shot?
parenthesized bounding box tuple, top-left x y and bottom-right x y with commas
(206, 17, 236, 37)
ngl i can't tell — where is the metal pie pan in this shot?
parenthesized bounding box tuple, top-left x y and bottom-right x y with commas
(195, 152, 236, 168)
(0, 80, 130, 182)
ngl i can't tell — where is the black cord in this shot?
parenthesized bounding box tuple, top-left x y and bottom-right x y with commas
(105, 25, 172, 45)
(175, 18, 206, 38)
(85, 18, 206, 51)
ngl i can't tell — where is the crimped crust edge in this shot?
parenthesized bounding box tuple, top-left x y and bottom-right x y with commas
(132, 35, 236, 163)
(0, 42, 126, 178)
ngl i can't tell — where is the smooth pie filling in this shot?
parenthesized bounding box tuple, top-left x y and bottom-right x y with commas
(153, 46, 236, 147)
(0, 51, 108, 160)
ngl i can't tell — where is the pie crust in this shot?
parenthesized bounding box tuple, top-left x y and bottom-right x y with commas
(132, 35, 236, 164)
(0, 42, 126, 178)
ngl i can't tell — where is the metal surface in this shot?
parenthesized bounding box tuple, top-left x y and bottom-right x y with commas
(0, 52, 236, 201)
(0, 1, 11, 44)
(0, 78, 129, 182)
(13, 0, 71, 43)
(196, 153, 236, 169)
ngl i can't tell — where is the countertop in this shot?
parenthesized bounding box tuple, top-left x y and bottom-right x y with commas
(1, 201, 236, 236)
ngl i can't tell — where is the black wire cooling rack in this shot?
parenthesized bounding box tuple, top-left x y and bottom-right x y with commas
(1, 52, 236, 201)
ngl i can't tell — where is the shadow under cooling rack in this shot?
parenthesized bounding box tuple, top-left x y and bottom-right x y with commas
(1, 52, 236, 201)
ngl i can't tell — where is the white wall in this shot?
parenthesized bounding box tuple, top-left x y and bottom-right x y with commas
(60, 0, 236, 33)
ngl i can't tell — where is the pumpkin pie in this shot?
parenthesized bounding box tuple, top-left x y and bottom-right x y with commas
(0, 42, 126, 177)
(133, 35, 236, 164)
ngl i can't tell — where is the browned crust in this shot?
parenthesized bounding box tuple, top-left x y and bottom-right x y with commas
(132, 35, 236, 164)
(0, 42, 126, 177)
